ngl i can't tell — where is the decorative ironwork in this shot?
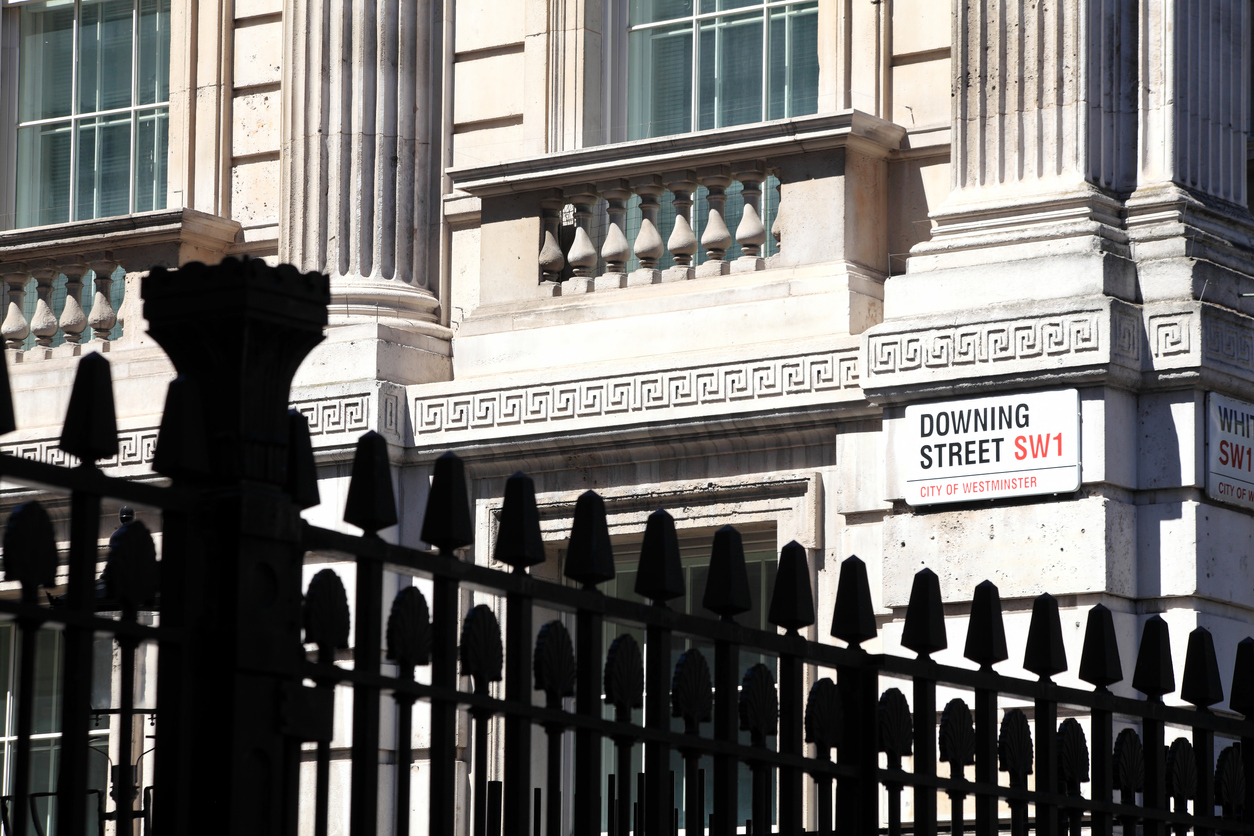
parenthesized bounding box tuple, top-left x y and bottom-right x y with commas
(670, 648, 712, 734)
(1, 260, 1253, 836)
(533, 620, 576, 708)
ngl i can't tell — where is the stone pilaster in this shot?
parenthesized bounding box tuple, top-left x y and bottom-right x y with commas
(280, 0, 443, 328)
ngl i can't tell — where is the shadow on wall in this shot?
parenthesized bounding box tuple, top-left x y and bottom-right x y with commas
(1137, 393, 1186, 599)
(887, 156, 936, 276)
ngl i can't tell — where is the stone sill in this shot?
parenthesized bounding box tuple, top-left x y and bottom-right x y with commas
(0, 208, 242, 270)
(448, 110, 906, 197)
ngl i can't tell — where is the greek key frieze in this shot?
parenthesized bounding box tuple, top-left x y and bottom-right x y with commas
(867, 314, 1103, 377)
(414, 350, 858, 434)
(0, 429, 160, 469)
(292, 394, 370, 435)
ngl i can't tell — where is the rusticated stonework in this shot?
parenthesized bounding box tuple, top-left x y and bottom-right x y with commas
(414, 348, 859, 438)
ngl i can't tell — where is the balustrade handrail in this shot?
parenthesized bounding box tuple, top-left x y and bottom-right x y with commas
(449, 110, 905, 198)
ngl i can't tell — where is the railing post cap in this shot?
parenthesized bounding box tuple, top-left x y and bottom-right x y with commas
(901, 566, 946, 657)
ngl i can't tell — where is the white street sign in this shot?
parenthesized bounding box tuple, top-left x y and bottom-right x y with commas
(1206, 392, 1254, 510)
(902, 390, 1081, 506)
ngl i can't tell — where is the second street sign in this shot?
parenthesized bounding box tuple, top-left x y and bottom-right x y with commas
(902, 389, 1081, 506)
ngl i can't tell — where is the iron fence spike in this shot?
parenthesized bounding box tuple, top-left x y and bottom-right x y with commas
(420, 451, 473, 552)
(634, 509, 684, 604)
(1181, 626, 1224, 708)
(565, 490, 615, 587)
(286, 409, 320, 510)
(963, 580, 1008, 668)
(59, 352, 118, 463)
(901, 567, 946, 656)
(1132, 615, 1176, 699)
(343, 431, 397, 535)
(768, 541, 815, 632)
(152, 376, 211, 479)
(494, 471, 546, 570)
(703, 525, 751, 619)
(1024, 592, 1067, 679)
(1078, 603, 1123, 688)
(830, 555, 876, 646)
(1230, 637, 1254, 716)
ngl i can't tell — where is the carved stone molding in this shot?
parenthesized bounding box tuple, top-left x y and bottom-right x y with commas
(0, 428, 160, 470)
(863, 299, 1142, 396)
(413, 346, 861, 441)
(289, 384, 406, 446)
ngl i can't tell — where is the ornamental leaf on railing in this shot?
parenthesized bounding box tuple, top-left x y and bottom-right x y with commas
(459, 604, 503, 695)
(386, 586, 431, 668)
(998, 709, 1034, 786)
(1056, 718, 1090, 793)
(939, 698, 975, 775)
(1114, 728, 1146, 799)
(533, 620, 576, 708)
(804, 678, 842, 757)
(604, 634, 643, 721)
(671, 648, 712, 734)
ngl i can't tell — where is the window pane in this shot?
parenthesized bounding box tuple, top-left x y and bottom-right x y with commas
(698, 11, 763, 130)
(78, 0, 135, 115)
(31, 628, 62, 735)
(629, 0, 692, 26)
(699, 0, 760, 13)
(16, 121, 73, 228)
(135, 107, 169, 211)
(628, 22, 692, 139)
(75, 113, 132, 221)
(137, 0, 171, 105)
(769, 3, 819, 119)
(18, 1, 74, 122)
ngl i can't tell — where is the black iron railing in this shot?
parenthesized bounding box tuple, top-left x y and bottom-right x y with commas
(0, 257, 1249, 836)
(299, 439, 1254, 836)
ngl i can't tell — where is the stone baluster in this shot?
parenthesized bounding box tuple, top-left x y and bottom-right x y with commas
(28, 259, 60, 351)
(1, 265, 30, 351)
(58, 258, 90, 346)
(732, 163, 767, 272)
(663, 171, 698, 282)
(564, 185, 600, 293)
(86, 256, 118, 342)
(597, 179, 631, 290)
(697, 166, 733, 277)
(628, 175, 664, 286)
(539, 193, 567, 291)
(770, 177, 782, 257)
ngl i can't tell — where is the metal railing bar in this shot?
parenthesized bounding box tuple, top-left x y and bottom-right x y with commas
(0, 600, 164, 640)
(298, 659, 854, 776)
(304, 524, 1254, 736)
(0, 456, 184, 508)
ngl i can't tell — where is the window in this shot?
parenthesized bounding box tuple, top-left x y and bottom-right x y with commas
(588, 524, 780, 832)
(13, 0, 170, 229)
(0, 625, 111, 835)
(626, 0, 819, 140)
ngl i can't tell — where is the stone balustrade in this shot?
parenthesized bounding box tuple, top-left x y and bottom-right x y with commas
(537, 163, 781, 294)
(449, 111, 907, 305)
(0, 209, 241, 358)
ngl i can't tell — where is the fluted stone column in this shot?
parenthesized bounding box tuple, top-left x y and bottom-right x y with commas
(280, 0, 442, 327)
(911, 0, 1139, 276)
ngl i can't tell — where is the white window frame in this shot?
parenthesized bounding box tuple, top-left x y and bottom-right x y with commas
(0, 0, 170, 231)
(616, 0, 819, 142)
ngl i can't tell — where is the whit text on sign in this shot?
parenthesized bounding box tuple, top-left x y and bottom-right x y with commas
(1206, 392, 1254, 510)
(902, 389, 1082, 506)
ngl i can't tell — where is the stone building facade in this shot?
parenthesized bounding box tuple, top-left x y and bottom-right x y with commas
(0, 0, 1252, 832)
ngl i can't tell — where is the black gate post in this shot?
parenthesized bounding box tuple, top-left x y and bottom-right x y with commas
(144, 258, 330, 836)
